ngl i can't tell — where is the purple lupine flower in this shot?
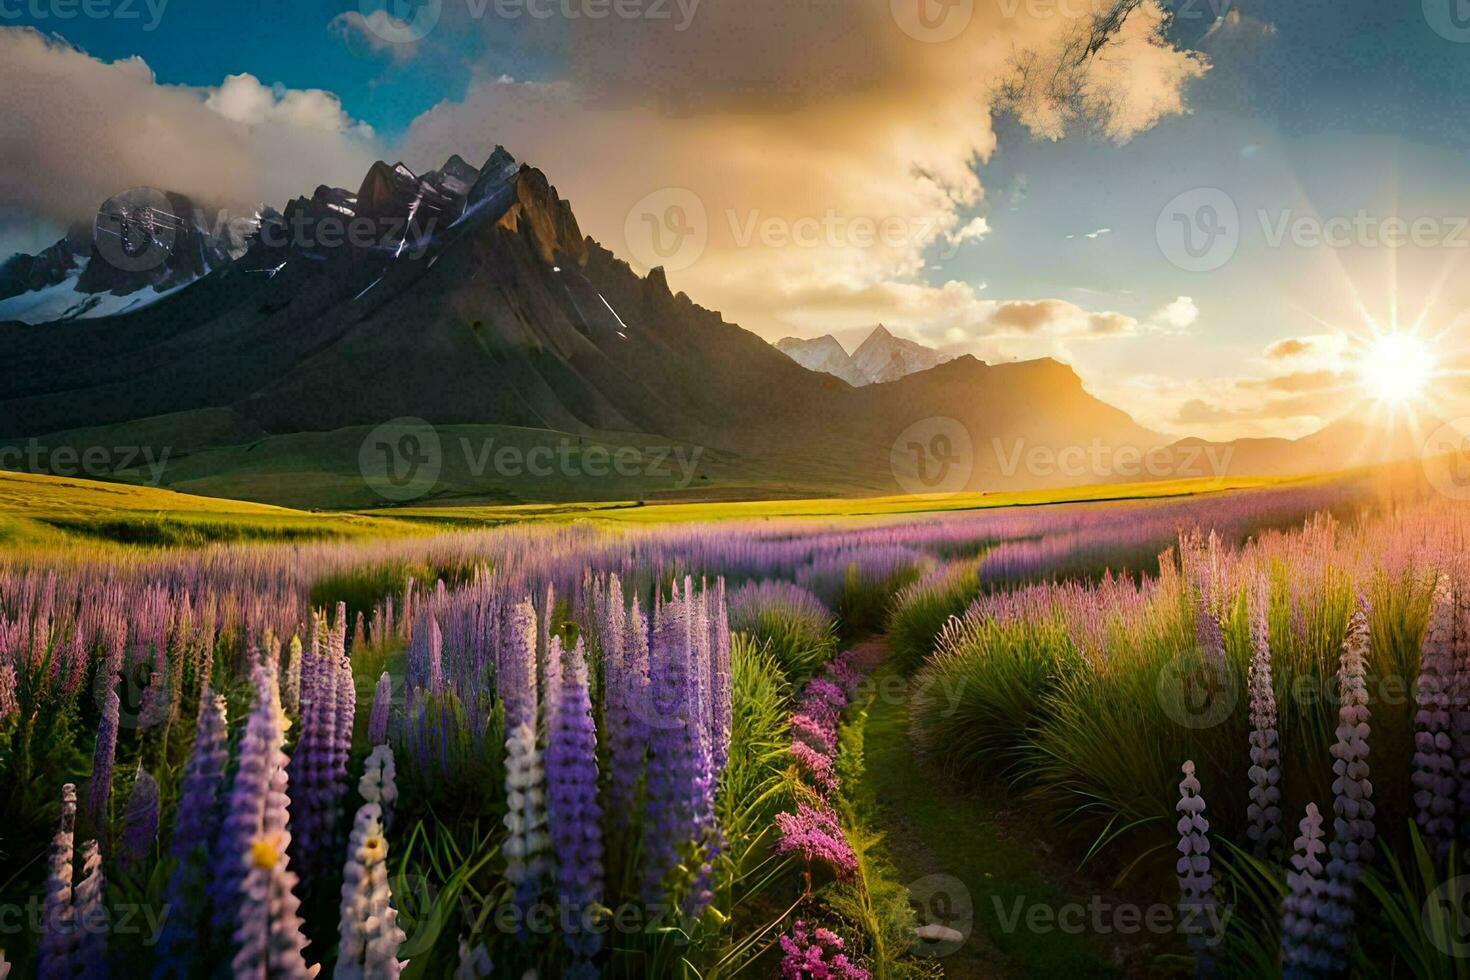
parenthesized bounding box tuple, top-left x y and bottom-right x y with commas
(1455, 586, 1470, 839)
(229, 661, 314, 979)
(546, 639, 604, 964)
(119, 767, 161, 873)
(1246, 581, 1281, 857)
(155, 689, 230, 978)
(1175, 760, 1221, 963)
(774, 801, 857, 880)
(1322, 604, 1374, 970)
(368, 671, 393, 747)
(641, 589, 695, 904)
(137, 669, 169, 732)
(607, 593, 649, 830)
(426, 617, 444, 696)
(455, 939, 493, 979)
(1196, 588, 1226, 670)
(1281, 803, 1333, 978)
(497, 600, 539, 737)
(778, 920, 870, 980)
(37, 783, 77, 980)
(72, 839, 107, 977)
(709, 578, 731, 773)
(85, 685, 120, 833)
(1412, 576, 1457, 858)
(338, 746, 406, 979)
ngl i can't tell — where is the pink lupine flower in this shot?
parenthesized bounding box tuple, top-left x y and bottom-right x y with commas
(774, 802, 857, 880)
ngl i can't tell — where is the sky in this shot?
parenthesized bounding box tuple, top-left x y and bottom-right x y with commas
(3, 0, 1469, 441)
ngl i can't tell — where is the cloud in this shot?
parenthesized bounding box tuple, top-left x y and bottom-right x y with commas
(1265, 337, 1313, 359)
(0, 27, 381, 227)
(1148, 295, 1198, 333)
(329, 10, 421, 60)
(401, 0, 1210, 340)
(988, 299, 1137, 338)
(1237, 370, 1346, 394)
(205, 73, 375, 137)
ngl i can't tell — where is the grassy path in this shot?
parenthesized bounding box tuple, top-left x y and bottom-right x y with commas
(849, 641, 1123, 979)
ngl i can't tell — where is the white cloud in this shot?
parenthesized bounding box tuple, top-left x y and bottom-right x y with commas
(205, 73, 375, 138)
(328, 10, 421, 60)
(1148, 295, 1198, 333)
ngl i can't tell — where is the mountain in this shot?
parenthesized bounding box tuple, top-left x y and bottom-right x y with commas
(774, 335, 871, 387)
(0, 190, 248, 324)
(0, 148, 1170, 507)
(775, 325, 955, 386)
(851, 324, 955, 383)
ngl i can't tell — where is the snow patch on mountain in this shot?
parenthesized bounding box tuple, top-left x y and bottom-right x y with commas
(775, 325, 954, 386)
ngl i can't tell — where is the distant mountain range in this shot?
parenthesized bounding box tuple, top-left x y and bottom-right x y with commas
(0, 149, 1429, 507)
(776, 326, 955, 386)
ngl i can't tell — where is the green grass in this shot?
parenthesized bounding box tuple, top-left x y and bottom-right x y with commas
(855, 659, 1121, 978)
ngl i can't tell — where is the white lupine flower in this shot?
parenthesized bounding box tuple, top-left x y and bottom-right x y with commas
(1281, 803, 1334, 975)
(1247, 580, 1282, 856)
(358, 744, 399, 830)
(503, 722, 549, 910)
(1175, 761, 1221, 963)
(1322, 604, 1375, 970)
(337, 783, 407, 980)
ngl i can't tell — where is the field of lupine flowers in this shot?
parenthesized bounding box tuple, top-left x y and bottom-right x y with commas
(0, 470, 1458, 978)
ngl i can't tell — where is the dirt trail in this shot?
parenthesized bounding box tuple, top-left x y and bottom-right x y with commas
(851, 638, 1139, 979)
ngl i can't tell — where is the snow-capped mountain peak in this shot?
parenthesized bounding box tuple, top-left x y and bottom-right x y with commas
(775, 325, 954, 385)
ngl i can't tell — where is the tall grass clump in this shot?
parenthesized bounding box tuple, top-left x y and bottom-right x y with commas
(728, 580, 839, 682)
(886, 561, 980, 674)
(797, 548, 928, 637)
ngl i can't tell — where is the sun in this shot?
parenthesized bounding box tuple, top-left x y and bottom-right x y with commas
(1358, 332, 1436, 404)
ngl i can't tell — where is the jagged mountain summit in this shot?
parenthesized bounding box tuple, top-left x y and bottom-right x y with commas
(774, 335, 871, 387)
(775, 325, 956, 386)
(852, 325, 955, 383)
(0, 147, 1172, 506)
(0, 190, 250, 324)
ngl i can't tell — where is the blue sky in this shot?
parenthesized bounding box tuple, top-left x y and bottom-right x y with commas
(4, 0, 1468, 438)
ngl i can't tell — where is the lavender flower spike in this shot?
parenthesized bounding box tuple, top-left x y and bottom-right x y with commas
(503, 720, 549, 919)
(85, 685, 120, 834)
(1175, 761, 1221, 968)
(1412, 575, 1457, 858)
(546, 639, 604, 964)
(1281, 803, 1333, 978)
(1246, 580, 1281, 857)
(37, 783, 77, 980)
(338, 746, 407, 979)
